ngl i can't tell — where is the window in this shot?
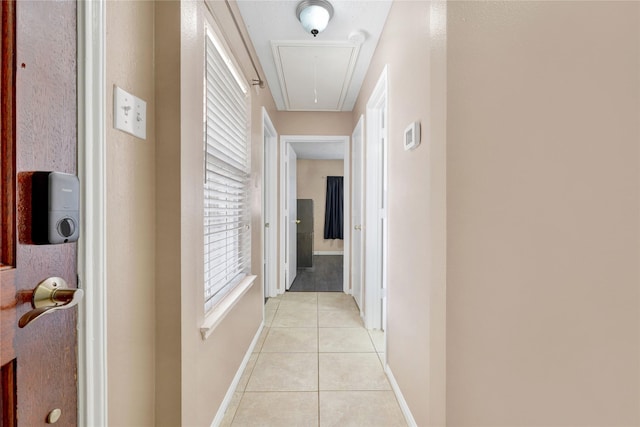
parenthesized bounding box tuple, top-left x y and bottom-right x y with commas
(203, 28, 250, 313)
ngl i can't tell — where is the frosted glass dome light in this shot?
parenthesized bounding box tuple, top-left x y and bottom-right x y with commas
(296, 0, 334, 37)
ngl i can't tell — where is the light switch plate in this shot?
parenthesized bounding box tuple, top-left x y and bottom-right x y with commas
(113, 86, 147, 140)
(133, 96, 147, 139)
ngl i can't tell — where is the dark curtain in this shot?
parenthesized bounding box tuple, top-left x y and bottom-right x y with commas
(324, 176, 344, 239)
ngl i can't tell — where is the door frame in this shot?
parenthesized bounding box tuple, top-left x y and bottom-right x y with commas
(77, 1, 108, 425)
(279, 135, 350, 294)
(350, 115, 364, 312)
(364, 66, 388, 331)
(262, 108, 278, 298)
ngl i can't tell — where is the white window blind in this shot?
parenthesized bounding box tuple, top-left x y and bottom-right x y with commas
(204, 29, 250, 313)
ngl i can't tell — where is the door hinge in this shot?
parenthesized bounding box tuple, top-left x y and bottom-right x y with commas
(380, 288, 387, 299)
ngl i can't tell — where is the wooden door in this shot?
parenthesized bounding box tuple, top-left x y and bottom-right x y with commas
(1, 1, 78, 425)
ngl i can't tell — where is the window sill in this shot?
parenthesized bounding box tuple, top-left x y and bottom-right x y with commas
(200, 275, 257, 340)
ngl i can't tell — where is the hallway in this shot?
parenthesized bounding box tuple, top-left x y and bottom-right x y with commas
(220, 292, 406, 426)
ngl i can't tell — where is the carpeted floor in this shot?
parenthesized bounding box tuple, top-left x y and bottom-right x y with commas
(289, 255, 343, 292)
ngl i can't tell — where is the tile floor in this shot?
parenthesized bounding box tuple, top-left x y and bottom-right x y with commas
(220, 292, 407, 427)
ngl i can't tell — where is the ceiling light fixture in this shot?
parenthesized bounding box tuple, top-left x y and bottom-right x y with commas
(296, 0, 334, 37)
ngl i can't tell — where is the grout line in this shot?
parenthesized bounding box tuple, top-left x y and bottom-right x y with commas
(238, 292, 389, 426)
(227, 391, 243, 426)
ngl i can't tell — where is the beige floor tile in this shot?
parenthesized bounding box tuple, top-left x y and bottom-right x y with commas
(318, 309, 363, 328)
(246, 352, 318, 391)
(264, 298, 280, 310)
(318, 292, 352, 302)
(220, 392, 243, 427)
(319, 391, 407, 427)
(264, 309, 276, 327)
(282, 291, 318, 302)
(232, 392, 318, 427)
(236, 353, 258, 392)
(319, 328, 375, 353)
(278, 299, 318, 312)
(235, 291, 398, 424)
(272, 309, 318, 327)
(317, 293, 358, 311)
(368, 329, 385, 353)
(253, 327, 270, 353)
(319, 353, 390, 391)
(261, 327, 318, 352)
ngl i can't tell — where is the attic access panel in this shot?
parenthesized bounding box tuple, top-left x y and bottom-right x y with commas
(271, 41, 360, 111)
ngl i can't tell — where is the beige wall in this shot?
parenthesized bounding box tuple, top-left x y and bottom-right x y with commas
(447, 2, 640, 425)
(183, 2, 277, 424)
(106, 1, 640, 426)
(106, 2, 156, 426)
(107, 0, 279, 425)
(275, 111, 353, 136)
(154, 1, 181, 424)
(352, 1, 447, 425)
(155, 1, 279, 426)
(297, 159, 345, 253)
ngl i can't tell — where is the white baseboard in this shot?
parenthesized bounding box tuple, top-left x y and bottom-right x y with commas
(210, 322, 264, 427)
(385, 364, 418, 427)
(313, 250, 344, 255)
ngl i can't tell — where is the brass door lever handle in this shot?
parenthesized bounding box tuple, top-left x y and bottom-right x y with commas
(18, 277, 84, 328)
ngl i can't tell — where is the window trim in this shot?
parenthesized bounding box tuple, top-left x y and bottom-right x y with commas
(200, 274, 256, 340)
(201, 19, 253, 333)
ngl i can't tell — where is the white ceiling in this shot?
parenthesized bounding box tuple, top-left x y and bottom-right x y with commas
(237, 0, 393, 112)
(290, 140, 345, 159)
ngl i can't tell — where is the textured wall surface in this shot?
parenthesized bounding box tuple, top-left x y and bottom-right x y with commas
(106, 1, 156, 425)
(275, 111, 352, 136)
(447, 2, 640, 425)
(154, 1, 280, 425)
(352, 1, 448, 425)
(296, 159, 345, 252)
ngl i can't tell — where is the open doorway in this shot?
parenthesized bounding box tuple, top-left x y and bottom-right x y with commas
(279, 135, 350, 294)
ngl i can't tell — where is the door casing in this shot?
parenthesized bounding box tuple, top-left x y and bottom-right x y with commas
(77, 0, 108, 425)
(364, 66, 389, 337)
(351, 115, 364, 312)
(278, 135, 350, 295)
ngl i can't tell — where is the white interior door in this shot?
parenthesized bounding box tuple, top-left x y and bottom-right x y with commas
(365, 67, 388, 331)
(263, 109, 277, 298)
(380, 105, 388, 331)
(263, 133, 271, 298)
(286, 144, 298, 289)
(351, 116, 364, 310)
